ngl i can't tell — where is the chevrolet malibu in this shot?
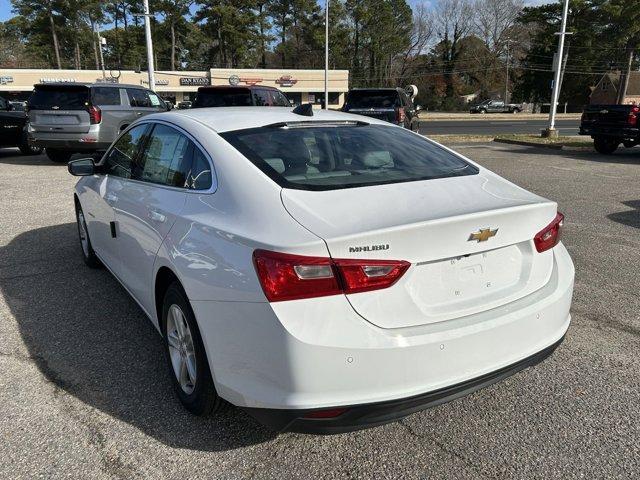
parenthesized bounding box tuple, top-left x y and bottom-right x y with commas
(68, 106, 574, 434)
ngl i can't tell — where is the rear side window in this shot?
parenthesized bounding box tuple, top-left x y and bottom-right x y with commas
(221, 124, 478, 191)
(138, 124, 190, 185)
(193, 88, 252, 107)
(28, 85, 89, 110)
(91, 87, 121, 106)
(252, 89, 270, 106)
(127, 89, 152, 107)
(344, 91, 400, 109)
(103, 124, 149, 179)
(189, 147, 213, 190)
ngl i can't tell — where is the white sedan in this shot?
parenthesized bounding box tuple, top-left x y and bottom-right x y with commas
(68, 106, 574, 434)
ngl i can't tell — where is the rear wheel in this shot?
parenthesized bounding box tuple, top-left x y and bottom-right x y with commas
(511, 108, 519, 114)
(593, 136, 620, 155)
(162, 282, 225, 416)
(623, 140, 637, 149)
(46, 148, 73, 163)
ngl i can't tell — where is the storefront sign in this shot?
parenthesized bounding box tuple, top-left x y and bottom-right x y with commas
(228, 75, 262, 86)
(180, 77, 210, 86)
(275, 75, 298, 87)
(40, 78, 76, 83)
(0, 76, 14, 85)
(140, 79, 170, 86)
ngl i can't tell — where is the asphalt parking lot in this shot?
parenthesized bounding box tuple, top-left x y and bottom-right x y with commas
(1, 143, 639, 479)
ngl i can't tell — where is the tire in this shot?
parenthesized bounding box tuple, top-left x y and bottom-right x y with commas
(76, 203, 101, 268)
(623, 140, 637, 149)
(46, 148, 74, 163)
(18, 134, 43, 155)
(593, 136, 620, 155)
(511, 108, 519, 114)
(479, 109, 487, 114)
(162, 282, 225, 416)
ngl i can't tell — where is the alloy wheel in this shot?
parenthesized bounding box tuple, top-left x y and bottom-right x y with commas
(166, 304, 197, 395)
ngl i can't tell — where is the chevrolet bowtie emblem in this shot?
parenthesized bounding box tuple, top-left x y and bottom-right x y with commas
(468, 228, 498, 242)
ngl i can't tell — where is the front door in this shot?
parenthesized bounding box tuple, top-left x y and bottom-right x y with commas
(87, 123, 151, 274)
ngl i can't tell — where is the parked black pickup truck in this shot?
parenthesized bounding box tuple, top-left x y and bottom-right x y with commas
(341, 88, 421, 131)
(0, 95, 42, 155)
(580, 104, 640, 154)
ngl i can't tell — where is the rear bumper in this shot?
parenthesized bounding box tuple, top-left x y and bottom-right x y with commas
(191, 244, 574, 427)
(245, 334, 565, 434)
(28, 126, 111, 151)
(579, 125, 639, 138)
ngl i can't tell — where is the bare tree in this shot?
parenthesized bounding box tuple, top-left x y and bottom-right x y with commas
(473, 0, 524, 53)
(395, 2, 434, 81)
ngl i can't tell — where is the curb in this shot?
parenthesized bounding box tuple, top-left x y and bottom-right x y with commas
(492, 138, 564, 150)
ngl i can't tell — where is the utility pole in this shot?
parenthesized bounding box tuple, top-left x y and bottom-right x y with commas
(324, 0, 329, 110)
(505, 40, 510, 103)
(142, 0, 156, 91)
(544, 0, 571, 137)
(95, 23, 106, 81)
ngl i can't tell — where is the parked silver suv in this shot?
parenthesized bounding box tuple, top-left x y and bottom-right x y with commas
(28, 82, 168, 163)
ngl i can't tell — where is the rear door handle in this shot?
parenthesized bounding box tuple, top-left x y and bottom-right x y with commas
(148, 209, 166, 223)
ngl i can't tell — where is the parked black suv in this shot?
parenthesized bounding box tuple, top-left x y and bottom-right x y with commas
(580, 104, 640, 154)
(0, 95, 42, 155)
(341, 88, 421, 131)
(192, 86, 290, 108)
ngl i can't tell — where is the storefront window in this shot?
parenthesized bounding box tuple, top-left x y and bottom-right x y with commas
(309, 92, 340, 106)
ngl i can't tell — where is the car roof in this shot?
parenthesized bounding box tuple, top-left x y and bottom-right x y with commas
(349, 88, 401, 92)
(151, 107, 392, 133)
(197, 85, 282, 91)
(34, 82, 145, 89)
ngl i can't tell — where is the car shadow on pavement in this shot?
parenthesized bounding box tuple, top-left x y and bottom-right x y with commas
(0, 150, 57, 166)
(501, 145, 640, 165)
(607, 200, 640, 229)
(0, 222, 277, 451)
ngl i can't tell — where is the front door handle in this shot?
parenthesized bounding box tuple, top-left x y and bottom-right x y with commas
(136, 112, 143, 116)
(106, 192, 118, 204)
(148, 209, 166, 223)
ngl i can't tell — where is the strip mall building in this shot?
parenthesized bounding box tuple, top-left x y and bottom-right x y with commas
(0, 68, 350, 108)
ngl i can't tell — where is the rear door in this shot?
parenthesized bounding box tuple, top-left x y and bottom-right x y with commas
(126, 88, 165, 121)
(114, 122, 192, 314)
(90, 86, 128, 139)
(0, 97, 25, 146)
(28, 84, 91, 133)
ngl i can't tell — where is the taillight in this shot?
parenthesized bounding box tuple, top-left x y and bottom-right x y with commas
(253, 249, 410, 302)
(396, 107, 406, 123)
(628, 106, 639, 127)
(534, 212, 564, 253)
(304, 408, 348, 419)
(88, 105, 102, 124)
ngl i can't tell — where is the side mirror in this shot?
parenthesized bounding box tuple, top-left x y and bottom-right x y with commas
(68, 158, 96, 176)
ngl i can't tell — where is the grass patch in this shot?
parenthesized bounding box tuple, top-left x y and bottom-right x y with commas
(429, 134, 494, 144)
(494, 134, 592, 148)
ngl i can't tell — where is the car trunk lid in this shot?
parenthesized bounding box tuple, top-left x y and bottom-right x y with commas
(281, 172, 557, 329)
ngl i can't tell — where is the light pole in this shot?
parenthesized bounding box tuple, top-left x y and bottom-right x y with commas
(95, 23, 106, 80)
(136, 0, 156, 91)
(505, 40, 510, 103)
(324, 0, 329, 110)
(544, 0, 570, 137)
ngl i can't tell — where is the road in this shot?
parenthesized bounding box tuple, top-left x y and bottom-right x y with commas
(419, 118, 580, 136)
(1, 144, 640, 479)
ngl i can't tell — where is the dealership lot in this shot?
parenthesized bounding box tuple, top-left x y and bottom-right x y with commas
(1, 143, 639, 479)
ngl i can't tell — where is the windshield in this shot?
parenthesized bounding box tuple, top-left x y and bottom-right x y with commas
(28, 85, 90, 110)
(193, 88, 253, 108)
(221, 124, 478, 191)
(345, 90, 400, 109)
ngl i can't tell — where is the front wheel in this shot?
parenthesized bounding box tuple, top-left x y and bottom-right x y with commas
(76, 204, 101, 268)
(593, 136, 620, 155)
(162, 282, 225, 416)
(511, 108, 520, 114)
(46, 148, 73, 163)
(479, 109, 487, 114)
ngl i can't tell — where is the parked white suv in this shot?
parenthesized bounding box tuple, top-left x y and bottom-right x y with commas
(28, 82, 168, 163)
(68, 106, 574, 434)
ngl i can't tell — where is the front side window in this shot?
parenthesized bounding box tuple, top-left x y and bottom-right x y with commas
(103, 124, 149, 178)
(222, 124, 478, 191)
(270, 90, 291, 107)
(252, 89, 270, 106)
(127, 89, 151, 107)
(138, 124, 190, 185)
(147, 91, 166, 109)
(91, 87, 121, 106)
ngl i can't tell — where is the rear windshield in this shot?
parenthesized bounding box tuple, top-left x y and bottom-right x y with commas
(28, 85, 89, 110)
(193, 88, 253, 108)
(221, 124, 478, 191)
(345, 90, 400, 109)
